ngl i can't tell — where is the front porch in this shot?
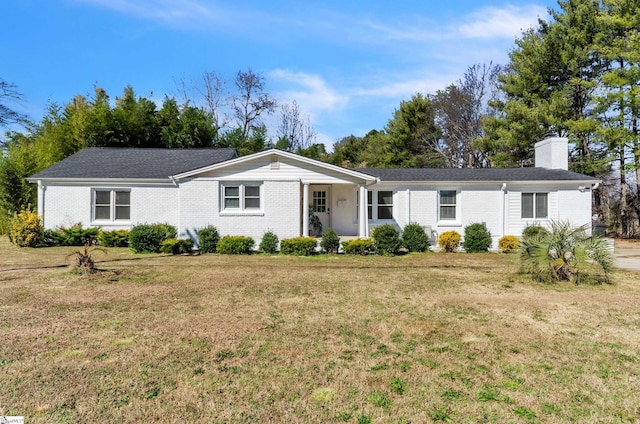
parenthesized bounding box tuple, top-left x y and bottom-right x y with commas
(301, 182, 371, 238)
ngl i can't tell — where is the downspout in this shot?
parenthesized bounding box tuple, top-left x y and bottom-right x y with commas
(169, 176, 181, 237)
(500, 183, 507, 238)
(406, 188, 411, 226)
(37, 180, 45, 227)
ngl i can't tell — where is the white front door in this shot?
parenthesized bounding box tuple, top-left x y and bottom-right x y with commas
(311, 185, 331, 234)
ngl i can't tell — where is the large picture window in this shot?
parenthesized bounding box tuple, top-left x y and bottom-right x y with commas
(522, 193, 548, 219)
(94, 190, 130, 221)
(222, 183, 262, 211)
(439, 190, 457, 220)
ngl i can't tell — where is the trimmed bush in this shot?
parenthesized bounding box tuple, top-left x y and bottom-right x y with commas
(98, 230, 130, 247)
(45, 223, 100, 246)
(320, 227, 340, 253)
(464, 222, 492, 253)
(153, 223, 177, 240)
(160, 238, 194, 255)
(280, 237, 317, 256)
(342, 238, 375, 255)
(401, 223, 430, 252)
(216, 235, 255, 255)
(438, 231, 461, 253)
(259, 230, 279, 254)
(372, 224, 402, 256)
(9, 210, 44, 247)
(197, 225, 220, 253)
(129, 223, 177, 253)
(498, 235, 519, 253)
(522, 224, 550, 240)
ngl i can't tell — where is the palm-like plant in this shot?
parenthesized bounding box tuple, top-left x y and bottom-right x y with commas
(520, 221, 613, 284)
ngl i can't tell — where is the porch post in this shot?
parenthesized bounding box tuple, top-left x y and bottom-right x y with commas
(302, 183, 310, 236)
(359, 185, 367, 237)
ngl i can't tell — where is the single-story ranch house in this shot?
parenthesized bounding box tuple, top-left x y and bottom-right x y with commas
(28, 137, 599, 248)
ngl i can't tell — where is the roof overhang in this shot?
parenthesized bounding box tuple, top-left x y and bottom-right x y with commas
(371, 179, 601, 187)
(27, 177, 174, 186)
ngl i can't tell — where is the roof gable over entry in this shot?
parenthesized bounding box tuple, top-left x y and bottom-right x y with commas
(175, 149, 379, 184)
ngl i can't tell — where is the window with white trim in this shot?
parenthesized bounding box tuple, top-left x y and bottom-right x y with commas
(222, 183, 262, 211)
(439, 190, 457, 220)
(359, 190, 393, 220)
(521, 192, 548, 219)
(94, 190, 130, 221)
(377, 191, 393, 219)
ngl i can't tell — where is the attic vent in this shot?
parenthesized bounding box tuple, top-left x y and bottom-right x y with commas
(270, 156, 279, 169)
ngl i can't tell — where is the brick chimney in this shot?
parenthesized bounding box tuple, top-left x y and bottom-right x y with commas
(534, 137, 568, 170)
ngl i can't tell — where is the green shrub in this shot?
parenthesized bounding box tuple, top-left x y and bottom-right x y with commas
(216, 235, 255, 255)
(342, 238, 375, 255)
(320, 227, 340, 253)
(197, 225, 220, 253)
(372, 224, 402, 256)
(98, 230, 130, 247)
(9, 210, 44, 247)
(438, 231, 461, 253)
(464, 222, 492, 253)
(258, 231, 280, 254)
(129, 223, 177, 253)
(280, 237, 317, 256)
(153, 223, 177, 240)
(259, 230, 279, 254)
(0, 213, 11, 236)
(498, 235, 519, 253)
(401, 223, 430, 252)
(44, 223, 100, 246)
(520, 220, 613, 284)
(160, 238, 194, 254)
(522, 224, 550, 240)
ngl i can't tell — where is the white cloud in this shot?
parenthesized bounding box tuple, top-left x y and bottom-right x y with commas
(73, 0, 239, 28)
(269, 69, 349, 113)
(457, 5, 546, 39)
(350, 74, 455, 99)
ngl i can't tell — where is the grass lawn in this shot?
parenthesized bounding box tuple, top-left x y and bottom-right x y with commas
(1, 237, 639, 423)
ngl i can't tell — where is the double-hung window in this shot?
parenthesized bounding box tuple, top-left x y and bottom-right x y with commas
(222, 183, 262, 212)
(521, 193, 548, 219)
(439, 190, 457, 221)
(377, 191, 393, 219)
(94, 190, 130, 221)
(361, 190, 393, 220)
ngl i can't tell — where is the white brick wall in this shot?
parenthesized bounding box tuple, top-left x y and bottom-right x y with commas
(42, 185, 92, 229)
(179, 179, 301, 246)
(41, 183, 179, 231)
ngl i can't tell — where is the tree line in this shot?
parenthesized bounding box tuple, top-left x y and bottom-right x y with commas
(2, 0, 640, 236)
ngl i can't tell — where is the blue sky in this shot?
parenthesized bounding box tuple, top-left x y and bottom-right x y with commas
(1, 0, 558, 148)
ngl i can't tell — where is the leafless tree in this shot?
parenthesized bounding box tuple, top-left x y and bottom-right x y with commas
(232, 69, 277, 141)
(277, 100, 316, 151)
(432, 63, 503, 168)
(0, 78, 26, 127)
(174, 71, 229, 133)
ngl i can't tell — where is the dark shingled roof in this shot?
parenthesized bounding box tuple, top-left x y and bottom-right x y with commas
(30, 147, 238, 180)
(356, 167, 598, 182)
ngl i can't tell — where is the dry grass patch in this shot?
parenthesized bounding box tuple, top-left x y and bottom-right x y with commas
(1, 237, 640, 422)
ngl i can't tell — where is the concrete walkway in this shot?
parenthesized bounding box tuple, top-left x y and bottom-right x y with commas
(614, 239, 640, 271)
